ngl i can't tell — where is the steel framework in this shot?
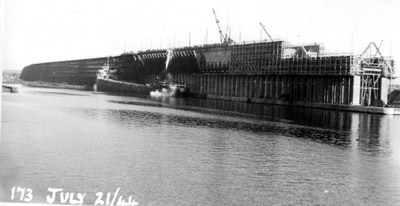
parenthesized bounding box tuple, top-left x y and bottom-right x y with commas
(353, 42, 394, 106)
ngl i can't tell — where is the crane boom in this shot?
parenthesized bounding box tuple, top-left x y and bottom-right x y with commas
(259, 22, 273, 42)
(212, 9, 225, 44)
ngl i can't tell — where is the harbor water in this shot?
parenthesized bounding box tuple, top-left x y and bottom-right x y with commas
(1, 86, 400, 205)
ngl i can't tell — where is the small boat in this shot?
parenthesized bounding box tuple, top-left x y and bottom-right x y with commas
(172, 83, 189, 97)
(2, 85, 19, 93)
(154, 80, 189, 97)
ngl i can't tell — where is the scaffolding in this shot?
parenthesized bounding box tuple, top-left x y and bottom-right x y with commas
(352, 42, 395, 106)
(228, 40, 354, 76)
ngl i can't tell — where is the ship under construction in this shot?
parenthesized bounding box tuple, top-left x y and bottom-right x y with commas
(20, 11, 398, 114)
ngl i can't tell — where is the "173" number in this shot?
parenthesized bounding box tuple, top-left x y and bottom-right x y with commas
(10, 186, 33, 202)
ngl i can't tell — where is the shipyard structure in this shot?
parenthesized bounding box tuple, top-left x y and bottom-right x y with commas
(20, 40, 397, 111)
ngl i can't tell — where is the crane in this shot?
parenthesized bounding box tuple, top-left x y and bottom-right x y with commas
(259, 22, 273, 42)
(212, 8, 225, 44)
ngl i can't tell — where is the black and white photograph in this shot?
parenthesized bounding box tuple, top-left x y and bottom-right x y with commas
(1, 0, 400, 205)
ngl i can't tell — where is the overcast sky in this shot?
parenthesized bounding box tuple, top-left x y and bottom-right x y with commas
(2, 0, 400, 71)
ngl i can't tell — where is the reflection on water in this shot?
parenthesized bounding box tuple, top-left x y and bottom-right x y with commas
(66, 107, 352, 148)
(151, 97, 356, 131)
(1, 86, 400, 205)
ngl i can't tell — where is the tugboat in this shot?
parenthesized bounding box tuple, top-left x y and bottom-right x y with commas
(174, 83, 189, 97)
(152, 75, 189, 97)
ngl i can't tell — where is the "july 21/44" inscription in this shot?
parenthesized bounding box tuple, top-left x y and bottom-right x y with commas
(10, 186, 139, 206)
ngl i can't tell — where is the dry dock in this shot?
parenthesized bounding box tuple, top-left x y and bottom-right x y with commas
(20, 40, 399, 114)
